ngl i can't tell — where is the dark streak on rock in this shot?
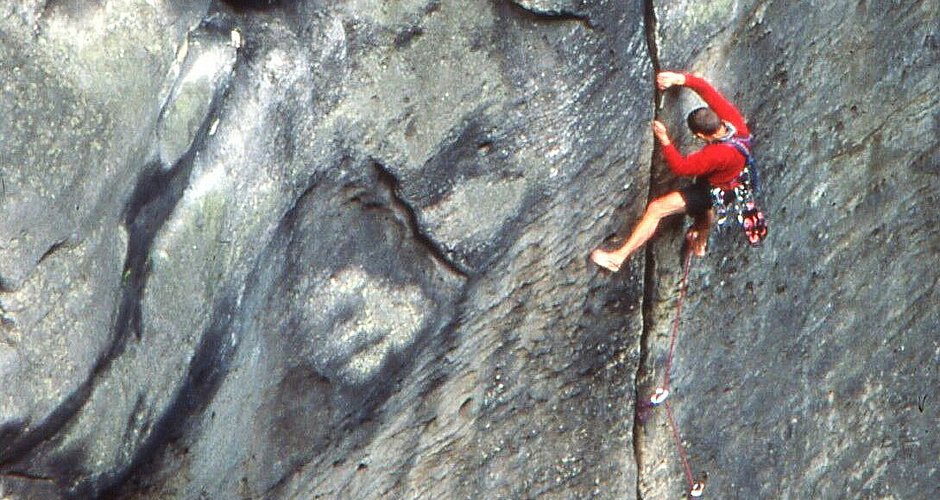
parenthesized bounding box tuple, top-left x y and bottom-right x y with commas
(118, 17, 238, 343)
(0, 167, 11, 291)
(118, 159, 186, 343)
(40, 0, 102, 20)
(0, 470, 57, 483)
(121, 394, 148, 452)
(0, 160, 193, 476)
(643, 0, 661, 75)
(36, 239, 69, 267)
(69, 36, 245, 499)
(0, 18, 239, 491)
(0, 382, 91, 467)
(911, 142, 940, 176)
(635, 1, 661, 498)
(424, 0, 442, 16)
(90, 294, 241, 499)
(391, 1, 442, 50)
(394, 25, 425, 49)
(215, 0, 288, 13)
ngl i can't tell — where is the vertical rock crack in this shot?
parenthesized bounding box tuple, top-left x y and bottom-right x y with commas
(634, 1, 661, 499)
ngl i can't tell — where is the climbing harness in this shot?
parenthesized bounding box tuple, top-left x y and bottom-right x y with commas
(709, 132, 769, 246)
(644, 248, 705, 498)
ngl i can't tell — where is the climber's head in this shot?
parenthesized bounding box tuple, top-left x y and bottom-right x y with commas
(687, 106, 726, 141)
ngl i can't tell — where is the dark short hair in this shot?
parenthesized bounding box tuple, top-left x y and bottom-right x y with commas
(687, 106, 721, 135)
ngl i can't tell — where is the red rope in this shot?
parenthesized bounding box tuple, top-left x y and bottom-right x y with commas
(647, 248, 700, 495)
(665, 400, 695, 489)
(662, 248, 694, 391)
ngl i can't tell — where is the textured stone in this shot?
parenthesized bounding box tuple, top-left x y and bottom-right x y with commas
(638, 1, 940, 498)
(510, 0, 587, 19)
(1, 2, 213, 497)
(157, 27, 238, 168)
(2, 0, 649, 498)
(1, 0, 937, 499)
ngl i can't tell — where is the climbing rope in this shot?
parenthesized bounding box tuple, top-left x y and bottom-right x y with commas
(647, 247, 705, 497)
(662, 248, 694, 392)
(665, 400, 695, 490)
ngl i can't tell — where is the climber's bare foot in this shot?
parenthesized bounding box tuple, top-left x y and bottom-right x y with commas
(590, 248, 624, 272)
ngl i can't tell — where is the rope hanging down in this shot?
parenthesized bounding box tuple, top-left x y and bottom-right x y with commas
(663, 248, 694, 392)
(647, 247, 705, 497)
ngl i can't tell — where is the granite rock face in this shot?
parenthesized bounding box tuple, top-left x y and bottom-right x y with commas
(2, 0, 649, 498)
(639, 1, 939, 498)
(0, 0, 937, 499)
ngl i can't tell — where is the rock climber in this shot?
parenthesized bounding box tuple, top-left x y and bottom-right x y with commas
(590, 70, 765, 272)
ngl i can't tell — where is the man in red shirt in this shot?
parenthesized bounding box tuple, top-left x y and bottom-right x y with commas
(591, 71, 756, 272)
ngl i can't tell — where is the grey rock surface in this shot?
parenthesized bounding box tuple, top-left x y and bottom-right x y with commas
(510, 0, 588, 19)
(0, 0, 937, 499)
(639, 0, 940, 498)
(2, 0, 648, 498)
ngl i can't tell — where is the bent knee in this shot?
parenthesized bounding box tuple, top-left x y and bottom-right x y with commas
(647, 193, 686, 218)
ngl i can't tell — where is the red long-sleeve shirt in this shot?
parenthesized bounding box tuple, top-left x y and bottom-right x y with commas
(661, 74, 751, 189)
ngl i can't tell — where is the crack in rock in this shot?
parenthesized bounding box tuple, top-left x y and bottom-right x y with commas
(372, 162, 470, 280)
(36, 238, 70, 267)
(635, 1, 661, 499)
